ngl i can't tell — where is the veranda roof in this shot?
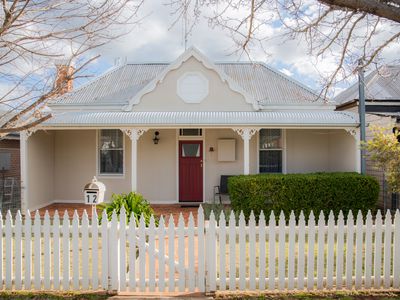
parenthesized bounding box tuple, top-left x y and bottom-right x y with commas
(42, 111, 358, 128)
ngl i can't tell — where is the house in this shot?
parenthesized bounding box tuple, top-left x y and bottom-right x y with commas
(20, 47, 360, 211)
(336, 65, 400, 210)
(0, 132, 20, 212)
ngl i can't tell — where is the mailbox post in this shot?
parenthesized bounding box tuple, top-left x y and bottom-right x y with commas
(83, 176, 106, 216)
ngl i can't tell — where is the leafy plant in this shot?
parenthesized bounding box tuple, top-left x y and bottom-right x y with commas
(363, 125, 400, 193)
(98, 192, 157, 226)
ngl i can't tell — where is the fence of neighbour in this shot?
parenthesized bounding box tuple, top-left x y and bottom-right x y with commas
(0, 207, 400, 293)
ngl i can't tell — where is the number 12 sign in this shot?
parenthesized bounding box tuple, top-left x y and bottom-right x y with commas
(85, 190, 99, 205)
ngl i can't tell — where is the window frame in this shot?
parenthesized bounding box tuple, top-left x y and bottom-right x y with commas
(257, 128, 286, 174)
(97, 129, 125, 177)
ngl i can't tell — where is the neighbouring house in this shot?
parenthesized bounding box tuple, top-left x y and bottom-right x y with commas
(20, 47, 360, 211)
(336, 65, 400, 210)
(0, 132, 21, 212)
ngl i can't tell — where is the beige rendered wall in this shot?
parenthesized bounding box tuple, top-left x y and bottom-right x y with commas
(285, 129, 357, 173)
(137, 129, 177, 203)
(53, 130, 131, 203)
(27, 131, 55, 210)
(204, 128, 257, 202)
(133, 57, 254, 112)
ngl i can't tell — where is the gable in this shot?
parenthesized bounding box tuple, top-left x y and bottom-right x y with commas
(130, 56, 256, 112)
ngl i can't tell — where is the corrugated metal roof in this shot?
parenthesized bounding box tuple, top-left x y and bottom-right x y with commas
(335, 65, 400, 104)
(51, 62, 322, 107)
(43, 111, 358, 127)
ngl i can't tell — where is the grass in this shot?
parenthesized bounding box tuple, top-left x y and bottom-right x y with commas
(0, 291, 115, 299)
(214, 290, 400, 299)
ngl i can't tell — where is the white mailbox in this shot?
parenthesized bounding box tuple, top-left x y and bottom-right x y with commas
(83, 176, 106, 205)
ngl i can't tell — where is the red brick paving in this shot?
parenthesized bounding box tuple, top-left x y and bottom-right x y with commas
(37, 203, 200, 224)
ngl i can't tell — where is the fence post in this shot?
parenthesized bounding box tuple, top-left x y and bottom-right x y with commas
(197, 206, 205, 292)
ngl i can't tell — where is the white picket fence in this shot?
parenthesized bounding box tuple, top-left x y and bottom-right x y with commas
(1, 207, 400, 292)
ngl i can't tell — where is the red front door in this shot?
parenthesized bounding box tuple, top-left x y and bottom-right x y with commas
(179, 141, 203, 202)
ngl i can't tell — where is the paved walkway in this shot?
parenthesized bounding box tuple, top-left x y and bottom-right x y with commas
(37, 203, 201, 223)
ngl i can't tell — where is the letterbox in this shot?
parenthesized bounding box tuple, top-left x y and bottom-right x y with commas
(83, 176, 106, 205)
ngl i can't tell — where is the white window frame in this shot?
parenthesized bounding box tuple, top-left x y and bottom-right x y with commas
(96, 129, 125, 178)
(257, 128, 287, 174)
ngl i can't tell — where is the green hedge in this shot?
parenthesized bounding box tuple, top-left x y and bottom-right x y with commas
(228, 172, 379, 219)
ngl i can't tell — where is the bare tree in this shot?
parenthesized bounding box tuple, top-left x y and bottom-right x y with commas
(0, 0, 144, 136)
(168, 0, 400, 97)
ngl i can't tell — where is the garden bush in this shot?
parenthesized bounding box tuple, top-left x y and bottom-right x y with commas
(99, 192, 156, 225)
(228, 172, 379, 220)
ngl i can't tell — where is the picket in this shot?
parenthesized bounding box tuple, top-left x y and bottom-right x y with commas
(157, 216, 165, 292)
(326, 211, 335, 290)
(91, 210, 99, 290)
(394, 210, 400, 289)
(138, 214, 146, 292)
(128, 213, 137, 291)
(72, 211, 80, 290)
(268, 211, 276, 290)
(148, 215, 156, 292)
(53, 211, 60, 290)
(33, 211, 41, 290)
(62, 211, 70, 290)
(287, 212, 295, 290)
(248, 212, 256, 290)
(228, 211, 236, 291)
(278, 211, 286, 290)
(307, 211, 315, 290)
(187, 213, 195, 292)
(316, 211, 325, 290)
(5, 211, 12, 289)
(258, 211, 266, 290)
(336, 211, 344, 289)
(297, 212, 305, 290)
(81, 211, 90, 290)
(345, 211, 354, 290)
(167, 215, 175, 292)
(119, 207, 127, 292)
(374, 211, 383, 288)
(2, 207, 400, 293)
(207, 212, 217, 292)
(364, 211, 373, 289)
(43, 211, 51, 290)
(384, 210, 392, 289)
(218, 211, 227, 291)
(238, 212, 246, 290)
(177, 214, 185, 292)
(14, 211, 22, 290)
(355, 211, 363, 289)
(24, 210, 31, 290)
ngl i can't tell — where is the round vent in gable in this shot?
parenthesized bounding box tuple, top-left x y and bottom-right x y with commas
(177, 72, 209, 103)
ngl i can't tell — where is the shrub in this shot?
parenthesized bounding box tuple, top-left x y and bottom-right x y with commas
(99, 192, 156, 225)
(228, 172, 379, 220)
(202, 203, 239, 224)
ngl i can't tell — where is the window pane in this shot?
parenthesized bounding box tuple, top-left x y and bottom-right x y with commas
(259, 150, 282, 173)
(99, 129, 124, 174)
(260, 129, 282, 149)
(100, 150, 123, 174)
(100, 129, 123, 150)
(182, 144, 200, 157)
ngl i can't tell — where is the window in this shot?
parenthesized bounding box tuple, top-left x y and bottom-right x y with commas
(99, 129, 124, 175)
(259, 129, 283, 173)
(179, 128, 202, 136)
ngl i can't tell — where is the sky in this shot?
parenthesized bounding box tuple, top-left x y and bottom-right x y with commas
(85, 1, 344, 96)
